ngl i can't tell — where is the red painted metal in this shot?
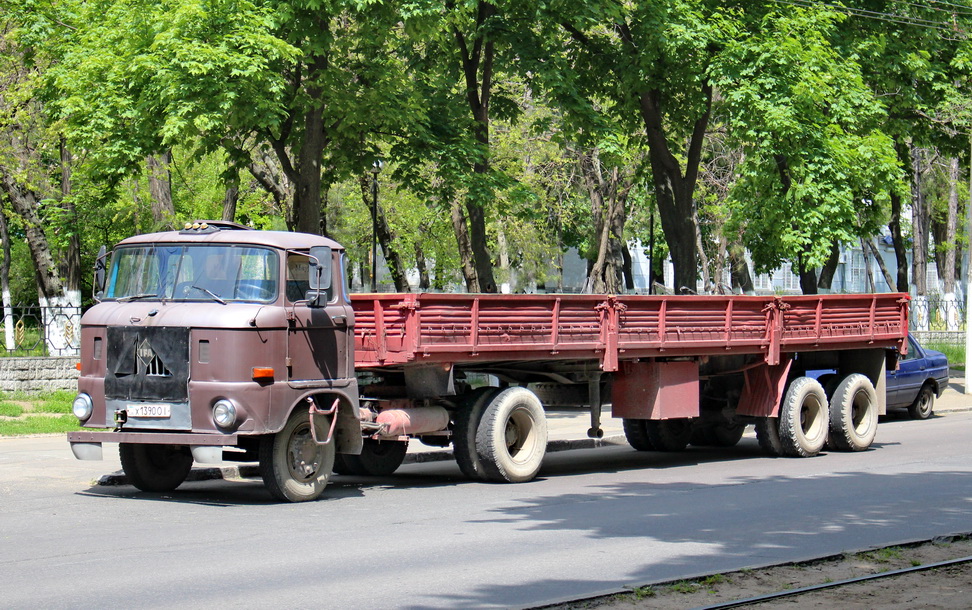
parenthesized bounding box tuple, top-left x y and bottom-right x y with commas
(351, 293, 909, 370)
(736, 360, 793, 418)
(611, 361, 700, 419)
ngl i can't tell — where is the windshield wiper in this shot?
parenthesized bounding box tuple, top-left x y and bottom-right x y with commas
(117, 293, 158, 302)
(189, 285, 227, 305)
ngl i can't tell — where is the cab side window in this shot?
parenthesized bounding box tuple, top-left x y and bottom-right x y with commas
(286, 255, 311, 303)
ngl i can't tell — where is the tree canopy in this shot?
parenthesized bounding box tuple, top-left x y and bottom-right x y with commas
(1, 0, 972, 304)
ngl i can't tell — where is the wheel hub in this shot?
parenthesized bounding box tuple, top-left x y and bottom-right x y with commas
(288, 425, 322, 481)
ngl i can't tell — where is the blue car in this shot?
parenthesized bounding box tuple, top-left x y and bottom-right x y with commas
(887, 335, 950, 420)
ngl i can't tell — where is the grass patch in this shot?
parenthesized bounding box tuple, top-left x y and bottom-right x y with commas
(670, 581, 701, 594)
(32, 390, 75, 414)
(0, 401, 24, 417)
(924, 341, 965, 369)
(0, 414, 80, 436)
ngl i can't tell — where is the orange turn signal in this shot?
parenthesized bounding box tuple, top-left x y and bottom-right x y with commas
(76, 362, 82, 371)
(252, 367, 274, 380)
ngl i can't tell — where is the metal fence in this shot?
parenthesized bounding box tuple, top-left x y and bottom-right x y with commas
(909, 297, 965, 345)
(0, 304, 82, 357)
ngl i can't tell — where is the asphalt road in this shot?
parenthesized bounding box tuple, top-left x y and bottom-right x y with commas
(2, 410, 972, 609)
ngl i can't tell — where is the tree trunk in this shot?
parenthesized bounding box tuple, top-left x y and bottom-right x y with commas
(248, 153, 294, 229)
(453, 1, 498, 293)
(0, 209, 13, 351)
(930, 157, 959, 295)
(865, 239, 896, 292)
(911, 144, 929, 297)
(579, 151, 630, 294)
(728, 243, 754, 295)
(222, 177, 239, 223)
(888, 190, 909, 292)
(451, 196, 479, 292)
(0, 172, 76, 355)
(639, 84, 710, 293)
(415, 243, 430, 290)
(146, 150, 176, 226)
(358, 175, 409, 292)
(59, 137, 81, 299)
(816, 241, 841, 293)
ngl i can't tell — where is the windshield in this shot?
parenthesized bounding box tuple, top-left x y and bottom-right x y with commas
(104, 245, 279, 303)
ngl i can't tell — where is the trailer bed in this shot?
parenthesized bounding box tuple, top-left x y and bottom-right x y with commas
(351, 293, 909, 370)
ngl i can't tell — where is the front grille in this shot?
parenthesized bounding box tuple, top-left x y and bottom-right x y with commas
(106, 326, 189, 401)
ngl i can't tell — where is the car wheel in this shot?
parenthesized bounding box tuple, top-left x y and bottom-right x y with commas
(908, 384, 935, 420)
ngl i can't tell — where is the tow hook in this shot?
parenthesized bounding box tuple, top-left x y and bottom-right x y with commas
(113, 409, 128, 432)
(308, 397, 340, 445)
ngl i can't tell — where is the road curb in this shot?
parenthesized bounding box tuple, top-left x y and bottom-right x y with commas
(96, 434, 630, 486)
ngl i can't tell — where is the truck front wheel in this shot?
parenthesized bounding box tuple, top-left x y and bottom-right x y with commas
(119, 443, 193, 492)
(259, 409, 335, 502)
(475, 387, 548, 483)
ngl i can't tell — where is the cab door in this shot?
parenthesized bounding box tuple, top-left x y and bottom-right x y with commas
(285, 252, 354, 383)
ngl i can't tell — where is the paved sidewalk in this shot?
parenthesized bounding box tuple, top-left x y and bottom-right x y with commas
(2, 375, 969, 489)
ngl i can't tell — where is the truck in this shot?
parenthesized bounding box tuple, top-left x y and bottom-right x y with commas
(67, 221, 910, 502)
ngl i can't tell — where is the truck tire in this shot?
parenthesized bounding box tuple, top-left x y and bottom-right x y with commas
(475, 387, 548, 483)
(908, 384, 936, 420)
(259, 408, 335, 502)
(622, 418, 654, 451)
(119, 443, 193, 492)
(333, 439, 409, 476)
(453, 387, 502, 481)
(755, 418, 784, 456)
(828, 374, 878, 451)
(778, 376, 829, 457)
(710, 422, 746, 447)
(645, 419, 692, 452)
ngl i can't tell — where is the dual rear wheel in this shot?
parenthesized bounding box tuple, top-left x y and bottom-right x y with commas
(756, 374, 878, 457)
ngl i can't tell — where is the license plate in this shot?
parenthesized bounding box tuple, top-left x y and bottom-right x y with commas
(127, 404, 171, 418)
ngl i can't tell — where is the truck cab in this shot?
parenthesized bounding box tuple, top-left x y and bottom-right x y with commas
(68, 221, 362, 501)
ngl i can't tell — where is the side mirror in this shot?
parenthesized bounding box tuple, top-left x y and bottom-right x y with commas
(306, 246, 332, 307)
(93, 245, 108, 301)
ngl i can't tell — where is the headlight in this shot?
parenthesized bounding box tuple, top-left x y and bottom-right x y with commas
(212, 399, 238, 428)
(72, 393, 93, 421)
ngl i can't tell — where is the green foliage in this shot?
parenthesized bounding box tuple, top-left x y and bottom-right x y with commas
(716, 6, 900, 275)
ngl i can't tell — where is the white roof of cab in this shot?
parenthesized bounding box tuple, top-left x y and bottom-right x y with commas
(117, 226, 343, 251)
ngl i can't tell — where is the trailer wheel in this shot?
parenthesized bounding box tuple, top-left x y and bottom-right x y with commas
(476, 387, 548, 483)
(259, 409, 335, 502)
(333, 439, 409, 476)
(622, 418, 654, 451)
(453, 387, 502, 480)
(119, 443, 193, 492)
(908, 384, 936, 420)
(646, 419, 692, 452)
(778, 376, 829, 457)
(828, 374, 878, 451)
(755, 418, 784, 456)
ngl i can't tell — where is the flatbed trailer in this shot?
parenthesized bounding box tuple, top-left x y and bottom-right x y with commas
(66, 223, 910, 502)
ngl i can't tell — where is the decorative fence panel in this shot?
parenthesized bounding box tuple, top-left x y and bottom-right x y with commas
(0, 304, 82, 357)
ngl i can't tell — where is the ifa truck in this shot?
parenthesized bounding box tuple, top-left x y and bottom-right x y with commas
(67, 222, 909, 501)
